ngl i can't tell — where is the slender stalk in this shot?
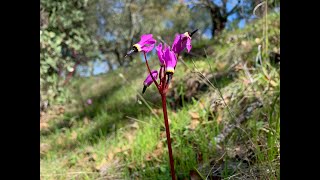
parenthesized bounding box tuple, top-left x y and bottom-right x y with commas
(144, 52, 160, 88)
(161, 93, 176, 180)
(143, 51, 175, 179)
(159, 66, 163, 84)
(162, 67, 166, 93)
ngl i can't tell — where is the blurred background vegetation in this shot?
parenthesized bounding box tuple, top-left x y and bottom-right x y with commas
(40, 0, 279, 106)
(40, 0, 280, 179)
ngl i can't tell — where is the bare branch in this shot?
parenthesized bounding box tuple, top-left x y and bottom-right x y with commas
(222, 0, 227, 8)
(227, 1, 241, 16)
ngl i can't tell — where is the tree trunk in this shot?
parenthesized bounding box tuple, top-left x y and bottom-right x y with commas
(114, 49, 123, 66)
(211, 17, 227, 38)
(206, 0, 239, 39)
(90, 62, 94, 76)
(107, 60, 113, 72)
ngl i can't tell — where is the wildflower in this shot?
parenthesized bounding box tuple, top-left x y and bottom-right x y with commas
(172, 29, 198, 54)
(156, 43, 166, 66)
(125, 34, 157, 57)
(142, 70, 158, 94)
(162, 46, 177, 85)
(164, 46, 177, 74)
(125, 31, 196, 180)
(86, 99, 92, 105)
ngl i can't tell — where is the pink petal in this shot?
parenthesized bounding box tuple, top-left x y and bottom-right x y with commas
(171, 33, 192, 54)
(136, 34, 156, 53)
(172, 34, 183, 54)
(164, 46, 177, 70)
(144, 70, 158, 86)
(139, 34, 153, 44)
(186, 37, 192, 53)
(156, 43, 165, 65)
(141, 43, 155, 53)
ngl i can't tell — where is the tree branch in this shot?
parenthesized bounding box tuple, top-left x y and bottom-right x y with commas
(222, 0, 227, 8)
(227, 1, 241, 16)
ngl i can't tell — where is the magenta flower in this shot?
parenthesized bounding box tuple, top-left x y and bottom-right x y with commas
(86, 99, 92, 105)
(172, 32, 192, 54)
(142, 70, 158, 94)
(164, 46, 177, 74)
(125, 34, 157, 57)
(134, 34, 156, 53)
(171, 29, 198, 54)
(156, 43, 166, 66)
(131, 30, 196, 179)
(161, 46, 178, 85)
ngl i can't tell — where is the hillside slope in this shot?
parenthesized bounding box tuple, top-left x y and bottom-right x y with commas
(40, 12, 280, 180)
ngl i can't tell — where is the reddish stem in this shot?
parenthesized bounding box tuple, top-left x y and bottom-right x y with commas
(143, 52, 175, 179)
(143, 52, 160, 89)
(159, 66, 163, 86)
(161, 93, 176, 180)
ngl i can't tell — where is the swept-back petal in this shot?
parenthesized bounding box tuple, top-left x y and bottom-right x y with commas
(171, 32, 192, 54)
(143, 70, 158, 86)
(164, 46, 177, 73)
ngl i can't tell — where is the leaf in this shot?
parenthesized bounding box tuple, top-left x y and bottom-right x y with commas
(153, 108, 162, 116)
(160, 166, 166, 173)
(48, 31, 55, 38)
(130, 122, 139, 129)
(124, 131, 135, 143)
(83, 117, 90, 125)
(127, 163, 136, 171)
(217, 113, 223, 124)
(107, 152, 114, 161)
(152, 142, 164, 160)
(262, 67, 270, 80)
(114, 147, 122, 154)
(145, 154, 152, 161)
(57, 136, 65, 145)
(189, 111, 200, 120)
(270, 80, 278, 87)
(40, 122, 49, 130)
(40, 143, 51, 155)
(160, 131, 166, 139)
(188, 120, 200, 130)
(199, 100, 205, 109)
(58, 107, 65, 114)
(95, 158, 108, 171)
(71, 131, 77, 140)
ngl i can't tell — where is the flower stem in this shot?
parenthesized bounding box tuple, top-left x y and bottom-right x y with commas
(159, 66, 163, 84)
(161, 93, 176, 180)
(143, 52, 160, 89)
(143, 52, 175, 179)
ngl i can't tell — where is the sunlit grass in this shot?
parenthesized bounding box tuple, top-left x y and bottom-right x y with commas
(40, 12, 279, 179)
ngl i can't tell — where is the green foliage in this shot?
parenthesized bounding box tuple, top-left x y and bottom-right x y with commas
(40, 0, 99, 105)
(40, 3, 280, 179)
(40, 0, 280, 107)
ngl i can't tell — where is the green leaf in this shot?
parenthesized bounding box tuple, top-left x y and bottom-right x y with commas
(160, 166, 166, 173)
(49, 32, 55, 38)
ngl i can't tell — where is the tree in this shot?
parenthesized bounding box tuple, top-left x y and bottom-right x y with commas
(40, 0, 99, 106)
(190, 0, 280, 38)
(191, 0, 242, 38)
(96, 0, 175, 66)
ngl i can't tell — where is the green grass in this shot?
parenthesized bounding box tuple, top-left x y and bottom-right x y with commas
(41, 12, 280, 179)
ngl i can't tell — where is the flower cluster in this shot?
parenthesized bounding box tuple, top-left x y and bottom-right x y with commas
(125, 29, 197, 180)
(126, 29, 198, 95)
